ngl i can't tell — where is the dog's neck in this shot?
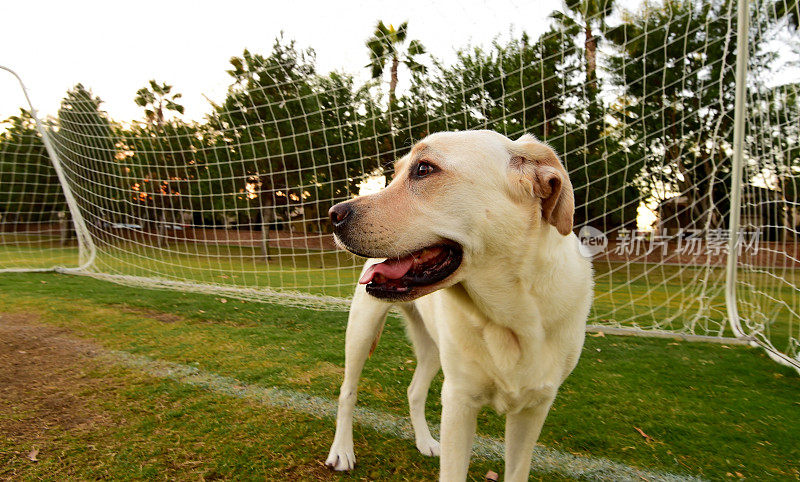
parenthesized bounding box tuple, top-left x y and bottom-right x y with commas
(455, 224, 579, 329)
(445, 224, 584, 380)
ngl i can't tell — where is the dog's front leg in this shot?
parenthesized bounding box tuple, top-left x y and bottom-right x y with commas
(503, 396, 555, 482)
(325, 290, 390, 471)
(438, 381, 480, 481)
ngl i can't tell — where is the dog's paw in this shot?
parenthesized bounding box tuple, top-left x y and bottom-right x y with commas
(325, 445, 356, 471)
(415, 437, 441, 457)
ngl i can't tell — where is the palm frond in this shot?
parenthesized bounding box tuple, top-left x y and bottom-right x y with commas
(404, 58, 427, 74)
(396, 21, 409, 43)
(407, 39, 426, 57)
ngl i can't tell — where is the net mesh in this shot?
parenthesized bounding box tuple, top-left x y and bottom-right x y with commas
(738, 0, 800, 364)
(0, 98, 78, 271)
(1, 0, 798, 367)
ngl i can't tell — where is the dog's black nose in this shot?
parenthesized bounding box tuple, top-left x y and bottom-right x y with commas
(329, 203, 352, 228)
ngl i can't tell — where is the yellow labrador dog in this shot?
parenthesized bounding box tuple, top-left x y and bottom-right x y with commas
(325, 130, 593, 481)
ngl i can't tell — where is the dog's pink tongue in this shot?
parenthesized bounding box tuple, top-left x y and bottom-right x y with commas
(359, 257, 414, 284)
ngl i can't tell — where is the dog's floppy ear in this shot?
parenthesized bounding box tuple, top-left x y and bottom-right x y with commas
(508, 135, 574, 236)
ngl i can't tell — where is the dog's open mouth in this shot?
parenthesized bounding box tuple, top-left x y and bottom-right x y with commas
(359, 244, 463, 299)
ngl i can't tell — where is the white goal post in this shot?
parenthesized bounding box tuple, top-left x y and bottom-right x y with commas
(1, 0, 798, 373)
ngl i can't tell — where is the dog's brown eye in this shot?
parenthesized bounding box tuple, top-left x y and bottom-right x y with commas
(414, 161, 436, 178)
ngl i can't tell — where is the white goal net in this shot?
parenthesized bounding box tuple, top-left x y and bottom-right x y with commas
(1, 0, 798, 371)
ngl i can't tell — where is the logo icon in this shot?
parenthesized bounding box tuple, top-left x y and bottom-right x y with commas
(578, 225, 607, 258)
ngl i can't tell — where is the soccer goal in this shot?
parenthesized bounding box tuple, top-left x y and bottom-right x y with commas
(1, 0, 798, 373)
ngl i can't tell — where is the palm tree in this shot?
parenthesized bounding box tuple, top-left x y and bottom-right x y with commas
(552, 0, 615, 92)
(365, 21, 426, 131)
(134, 80, 184, 129)
(133, 80, 185, 246)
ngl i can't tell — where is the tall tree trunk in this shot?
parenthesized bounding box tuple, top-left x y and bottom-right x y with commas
(777, 171, 792, 242)
(157, 210, 168, 247)
(584, 23, 602, 146)
(59, 211, 70, 246)
(389, 55, 399, 132)
(260, 202, 273, 261)
(259, 175, 275, 262)
(585, 25, 598, 93)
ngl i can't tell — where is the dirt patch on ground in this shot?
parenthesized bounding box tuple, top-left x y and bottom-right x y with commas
(0, 311, 341, 480)
(0, 312, 116, 475)
(279, 460, 340, 480)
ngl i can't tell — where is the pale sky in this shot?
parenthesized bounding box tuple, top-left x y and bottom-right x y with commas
(0, 0, 571, 123)
(4, 1, 794, 126)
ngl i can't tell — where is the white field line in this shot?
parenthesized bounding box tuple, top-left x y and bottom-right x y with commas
(106, 350, 704, 482)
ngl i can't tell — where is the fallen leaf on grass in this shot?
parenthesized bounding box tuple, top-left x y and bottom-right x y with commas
(27, 448, 39, 462)
(589, 331, 605, 337)
(485, 470, 499, 481)
(634, 426, 654, 442)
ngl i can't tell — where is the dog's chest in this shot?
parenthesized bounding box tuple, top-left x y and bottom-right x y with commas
(476, 340, 558, 412)
(445, 314, 560, 412)
(471, 344, 559, 414)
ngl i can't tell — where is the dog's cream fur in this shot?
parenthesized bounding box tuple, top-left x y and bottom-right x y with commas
(325, 131, 593, 481)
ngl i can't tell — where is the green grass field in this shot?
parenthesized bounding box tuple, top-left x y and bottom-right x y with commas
(0, 272, 798, 480)
(2, 239, 797, 350)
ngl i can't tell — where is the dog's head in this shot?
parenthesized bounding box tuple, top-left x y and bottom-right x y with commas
(330, 130, 574, 301)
